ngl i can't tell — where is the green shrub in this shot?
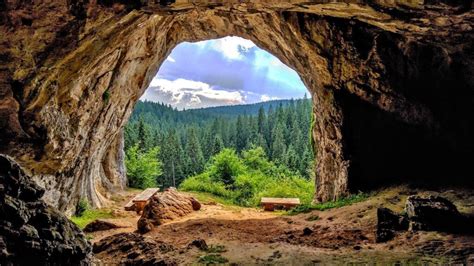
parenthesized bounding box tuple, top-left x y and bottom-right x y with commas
(125, 144, 162, 189)
(208, 148, 245, 186)
(71, 209, 115, 229)
(198, 254, 228, 264)
(179, 147, 315, 208)
(180, 173, 232, 198)
(75, 198, 89, 217)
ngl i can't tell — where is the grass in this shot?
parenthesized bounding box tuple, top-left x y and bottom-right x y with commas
(286, 192, 370, 215)
(186, 191, 238, 207)
(70, 209, 115, 229)
(206, 245, 227, 253)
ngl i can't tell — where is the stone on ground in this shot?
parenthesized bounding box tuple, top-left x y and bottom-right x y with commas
(83, 219, 121, 232)
(405, 195, 464, 232)
(376, 194, 473, 242)
(376, 207, 408, 243)
(137, 188, 201, 233)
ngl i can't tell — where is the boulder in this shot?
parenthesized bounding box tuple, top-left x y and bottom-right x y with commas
(377, 195, 473, 241)
(0, 155, 91, 264)
(405, 195, 463, 232)
(137, 188, 201, 233)
(376, 207, 409, 243)
(188, 239, 208, 251)
(83, 219, 121, 232)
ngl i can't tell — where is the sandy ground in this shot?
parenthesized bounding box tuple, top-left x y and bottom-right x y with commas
(90, 187, 474, 265)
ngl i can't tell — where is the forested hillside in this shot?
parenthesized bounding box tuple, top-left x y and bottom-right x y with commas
(124, 96, 314, 189)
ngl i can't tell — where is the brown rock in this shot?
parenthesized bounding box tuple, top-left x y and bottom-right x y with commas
(83, 219, 121, 232)
(137, 188, 201, 233)
(187, 239, 208, 251)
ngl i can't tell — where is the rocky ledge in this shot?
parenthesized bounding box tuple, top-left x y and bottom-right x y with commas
(376, 195, 474, 243)
(0, 155, 91, 264)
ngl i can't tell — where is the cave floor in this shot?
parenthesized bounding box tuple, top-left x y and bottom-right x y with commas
(89, 187, 474, 265)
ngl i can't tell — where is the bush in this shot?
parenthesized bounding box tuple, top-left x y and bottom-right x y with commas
(179, 147, 315, 207)
(180, 173, 232, 198)
(125, 144, 162, 189)
(75, 198, 89, 217)
(208, 148, 245, 187)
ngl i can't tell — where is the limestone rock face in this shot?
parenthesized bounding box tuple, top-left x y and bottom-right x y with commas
(0, 1, 473, 213)
(137, 188, 201, 233)
(0, 155, 91, 264)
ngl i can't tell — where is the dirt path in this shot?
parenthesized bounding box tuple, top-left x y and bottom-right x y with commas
(91, 187, 474, 265)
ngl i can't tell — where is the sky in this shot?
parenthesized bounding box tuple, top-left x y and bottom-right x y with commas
(140, 36, 309, 109)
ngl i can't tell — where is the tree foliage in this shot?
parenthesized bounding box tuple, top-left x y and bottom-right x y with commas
(125, 144, 162, 189)
(180, 147, 314, 207)
(124, 97, 314, 189)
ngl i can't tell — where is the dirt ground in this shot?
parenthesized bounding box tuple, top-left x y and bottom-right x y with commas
(91, 187, 474, 265)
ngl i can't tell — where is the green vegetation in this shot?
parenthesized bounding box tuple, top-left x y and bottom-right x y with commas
(206, 245, 227, 253)
(198, 254, 229, 264)
(198, 244, 228, 265)
(125, 97, 314, 189)
(125, 144, 162, 189)
(286, 192, 370, 215)
(75, 198, 89, 217)
(102, 90, 110, 104)
(70, 209, 115, 229)
(180, 147, 314, 207)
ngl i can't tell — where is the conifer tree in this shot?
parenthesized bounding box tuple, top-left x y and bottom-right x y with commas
(184, 128, 205, 176)
(210, 134, 225, 156)
(271, 123, 286, 164)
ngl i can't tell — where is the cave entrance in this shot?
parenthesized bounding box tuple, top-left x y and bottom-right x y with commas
(123, 36, 316, 207)
(5, 4, 470, 215)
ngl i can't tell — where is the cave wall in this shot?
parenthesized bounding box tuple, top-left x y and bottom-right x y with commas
(0, 1, 472, 212)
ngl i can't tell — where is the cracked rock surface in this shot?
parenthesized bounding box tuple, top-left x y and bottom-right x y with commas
(0, 155, 91, 264)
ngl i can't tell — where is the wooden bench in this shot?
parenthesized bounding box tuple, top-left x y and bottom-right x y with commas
(260, 197, 300, 211)
(124, 188, 160, 213)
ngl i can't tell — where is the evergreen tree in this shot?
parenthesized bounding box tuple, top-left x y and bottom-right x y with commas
(210, 134, 225, 156)
(125, 98, 316, 181)
(137, 117, 151, 151)
(184, 128, 205, 176)
(285, 145, 299, 173)
(235, 116, 247, 152)
(160, 130, 184, 187)
(257, 106, 266, 134)
(271, 123, 286, 164)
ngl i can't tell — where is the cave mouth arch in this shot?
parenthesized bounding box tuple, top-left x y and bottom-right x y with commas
(125, 35, 315, 195)
(1, 3, 472, 213)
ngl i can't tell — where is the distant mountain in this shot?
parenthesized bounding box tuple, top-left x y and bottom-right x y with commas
(129, 98, 309, 127)
(185, 99, 302, 117)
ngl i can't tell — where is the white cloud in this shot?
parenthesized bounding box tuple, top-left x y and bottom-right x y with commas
(142, 78, 244, 109)
(166, 56, 176, 63)
(201, 36, 256, 60)
(260, 94, 280, 102)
